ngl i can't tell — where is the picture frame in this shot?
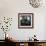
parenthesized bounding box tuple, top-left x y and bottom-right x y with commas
(18, 13, 34, 29)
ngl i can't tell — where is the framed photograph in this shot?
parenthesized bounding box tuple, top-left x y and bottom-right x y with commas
(18, 13, 34, 29)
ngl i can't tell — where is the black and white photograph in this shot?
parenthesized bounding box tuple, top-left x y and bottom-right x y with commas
(18, 13, 34, 28)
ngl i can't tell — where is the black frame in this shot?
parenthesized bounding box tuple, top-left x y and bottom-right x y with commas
(18, 13, 34, 29)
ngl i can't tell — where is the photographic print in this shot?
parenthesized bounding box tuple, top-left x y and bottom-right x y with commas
(18, 13, 34, 29)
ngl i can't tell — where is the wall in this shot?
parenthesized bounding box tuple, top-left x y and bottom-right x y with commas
(0, 0, 46, 40)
